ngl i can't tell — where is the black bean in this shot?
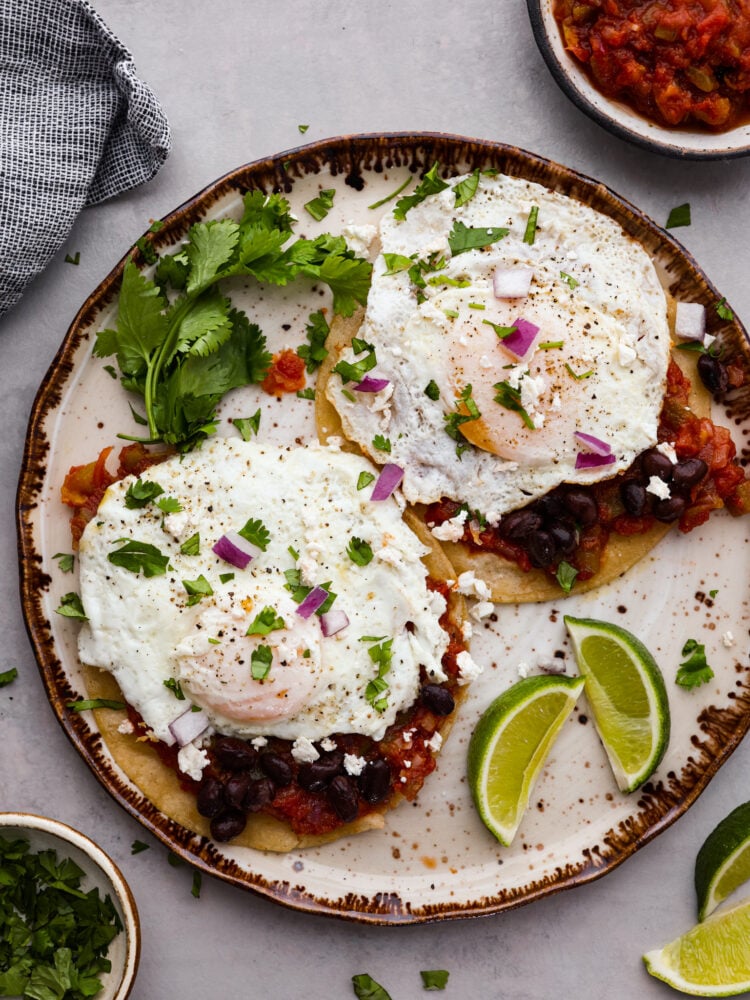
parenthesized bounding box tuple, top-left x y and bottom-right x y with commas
(641, 448, 673, 482)
(359, 759, 391, 804)
(562, 490, 598, 527)
(210, 810, 247, 842)
(225, 773, 252, 810)
(653, 495, 687, 523)
(672, 458, 708, 490)
(213, 736, 258, 771)
(549, 523, 577, 556)
(621, 481, 647, 516)
(327, 775, 359, 823)
(501, 509, 543, 542)
(533, 493, 565, 520)
(244, 777, 275, 812)
(196, 774, 225, 818)
(698, 353, 729, 394)
(297, 752, 344, 792)
(421, 684, 455, 716)
(527, 530, 556, 568)
(260, 752, 293, 786)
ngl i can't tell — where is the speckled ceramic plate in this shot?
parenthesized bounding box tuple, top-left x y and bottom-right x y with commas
(17, 133, 750, 922)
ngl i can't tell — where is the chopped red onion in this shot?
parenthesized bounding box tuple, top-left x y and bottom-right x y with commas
(354, 375, 391, 393)
(493, 266, 534, 299)
(169, 707, 209, 747)
(370, 463, 404, 501)
(500, 317, 540, 360)
(212, 531, 262, 570)
(320, 609, 350, 636)
(675, 301, 706, 341)
(574, 431, 612, 456)
(296, 586, 329, 619)
(575, 451, 617, 470)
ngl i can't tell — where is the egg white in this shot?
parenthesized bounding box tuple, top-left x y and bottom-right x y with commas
(328, 172, 671, 524)
(77, 439, 448, 745)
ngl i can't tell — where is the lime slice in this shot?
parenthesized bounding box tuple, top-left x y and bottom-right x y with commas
(644, 897, 750, 996)
(563, 616, 670, 793)
(695, 801, 750, 921)
(467, 674, 584, 846)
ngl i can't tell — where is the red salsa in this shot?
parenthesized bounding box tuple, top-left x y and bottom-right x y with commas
(554, 0, 750, 129)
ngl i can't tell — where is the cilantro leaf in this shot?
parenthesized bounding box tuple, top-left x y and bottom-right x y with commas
(107, 540, 170, 577)
(180, 532, 200, 556)
(333, 343, 377, 384)
(716, 297, 734, 321)
(352, 974, 393, 1000)
(676, 638, 714, 689)
(125, 479, 164, 509)
(393, 162, 449, 220)
(365, 638, 394, 712)
(556, 561, 578, 594)
(560, 271, 579, 289)
(523, 205, 539, 245)
(447, 220, 509, 256)
(382, 253, 412, 275)
(421, 969, 450, 990)
(297, 310, 330, 372)
(357, 471, 375, 490)
(493, 380, 535, 429)
(182, 575, 213, 606)
(666, 203, 691, 229)
(131, 840, 150, 855)
(347, 537, 374, 566)
(55, 592, 88, 621)
(238, 517, 271, 551)
(424, 380, 440, 400)
(234, 409, 261, 440)
(247, 606, 285, 636)
(163, 677, 185, 700)
(184, 219, 240, 295)
(0, 667, 18, 687)
(156, 495, 183, 514)
(251, 644, 273, 680)
(93, 260, 168, 379)
(454, 169, 480, 208)
(373, 434, 391, 453)
(53, 552, 74, 574)
(304, 188, 336, 221)
(444, 385, 481, 457)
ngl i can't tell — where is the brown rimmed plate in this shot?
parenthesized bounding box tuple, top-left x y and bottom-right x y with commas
(17, 132, 750, 923)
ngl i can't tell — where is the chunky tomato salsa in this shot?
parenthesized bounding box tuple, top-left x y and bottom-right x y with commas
(554, 0, 750, 129)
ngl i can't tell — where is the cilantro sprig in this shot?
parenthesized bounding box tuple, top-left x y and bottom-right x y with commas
(94, 192, 372, 450)
(444, 385, 481, 458)
(676, 639, 714, 689)
(364, 637, 394, 712)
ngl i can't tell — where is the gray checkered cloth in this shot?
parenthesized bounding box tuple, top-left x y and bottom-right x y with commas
(0, 0, 170, 318)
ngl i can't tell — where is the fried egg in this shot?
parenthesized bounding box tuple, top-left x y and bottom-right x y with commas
(77, 439, 448, 747)
(327, 172, 671, 524)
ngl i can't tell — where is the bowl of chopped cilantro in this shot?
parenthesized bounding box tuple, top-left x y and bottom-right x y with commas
(0, 813, 139, 1000)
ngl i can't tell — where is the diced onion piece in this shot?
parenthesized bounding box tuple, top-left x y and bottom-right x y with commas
(575, 451, 617, 470)
(320, 609, 350, 637)
(354, 375, 391, 393)
(212, 531, 261, 569)
(370, 463, 405, 501)
(296, 586, 329, 619)
(501, 317, 540, 360)
(574, 431, 612, 456)
(675, 301, 706, 341)
(169, 707, 209, 747)
(493, 266, 534, 299)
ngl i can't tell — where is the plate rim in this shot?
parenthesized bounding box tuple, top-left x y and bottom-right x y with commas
(16, 130, 750, 923)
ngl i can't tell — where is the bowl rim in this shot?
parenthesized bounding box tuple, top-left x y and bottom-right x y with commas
(526, 0, 750, 161)
(0, 812, 140, 1000)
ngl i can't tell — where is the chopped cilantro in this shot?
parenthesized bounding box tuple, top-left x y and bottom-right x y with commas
(453, 169, 480, 208)
(0, 667, 18, 688)
(565, 363, 593, 380)
(164, 677, 185, 700)
(443, 308, 459, 318)
(103, 364, 118, 379)
(523, 205, 539, 245)
(393, 162, 449, 220)
(365, 637, 394, 712)
(352, 974, 393, 1000)
(444, 385, 481, 457)
(297, 309, 330, 372)
(55, 592, 88, 621)
(131, 840, 150, 854)
(156, 495, 183, 514)
(298, 124, 309, 133)
(251, 644, 273, 680)
(219, 572, 234, 584)
(134, 233, 158, 265)
(368, 176, 413, 211)
(124, 478, 164, 509)
(556, 561, 578, 594)
(676, 638, 714, 689)
(64, 251, 80, 265)
(560, 271, 579, 289)
(468, 301, 485, 310)
(716, 297, 734, 321)
(191, 870, 202, 899)
(108, 539, 170, 577)
(373, 434, 391, 453)
(234, 408, 261, 439)
(382, 253, 413, 275)
(347, 536, 374, 566)
(53, 551, 75, 573)
(333, 342, 377, 383)
(447, 220, 509, 256)
(493, 380, 535, 429)
(357, 471, 375, 490)
(283, 568, 337, 614)
(342, 388, 356, 402)
(247, 606, 285, 636)
(238, 517, 271, 551)
(421, 969, 450, 990)
(424, 380, 440, 401)
(539, 340, 564, 350)
(482, 318, 517, 340)
(180, 532, 201, 556)
(297, 387, 315, 399)
(182, 575, 213, 606)
(304, 188, 336, 221)
(68, 698, 125, 711)
(666, 203, 691, 229)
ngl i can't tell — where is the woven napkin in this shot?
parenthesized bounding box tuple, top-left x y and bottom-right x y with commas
(0, 0, 171, 319)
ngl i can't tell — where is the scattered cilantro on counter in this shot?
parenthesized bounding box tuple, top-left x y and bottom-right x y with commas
(421, 969, 450, 990)
(130, 840, 150, 855)
(666, 203, 691, 229)
(298, 124, 309, 133)
(0, 667, 18, 688)
(676, 639, 714, 689)
(352, 974, 392, 1000)
(64, 252, 80, 265)
(191, 871, 202, 899)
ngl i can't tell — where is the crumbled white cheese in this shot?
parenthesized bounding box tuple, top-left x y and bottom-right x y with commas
(342, 222, 377, 257)
(470, 600, 494, 622)
(656, 441, 678, 464)
(456, 650, 483, 686)
(430, 509, 468, 542)
(520, 371, 547, 428)
(117, 719, 135, 735)
(424, 731, 443, 753)
(177, 743, 209, 782)
(320, 737, 337, 752)
(343, 753, 367, 776)
(479, 354, 493, 371)
(618, 336, 637, 366)
(517, 661, 529, 679)
(456, 570, 491, 600)
(403, 759, 412, 769)
(291, 737, 320, 763)
(325, 436, 343, 452)
(250, 736, 268, 749)
(161, 510, 195, 542)
(722, 631, 736, 648)
(461, 619, 474, 640)
(646, 476, 671, 500)
(402, 728, 416, 745)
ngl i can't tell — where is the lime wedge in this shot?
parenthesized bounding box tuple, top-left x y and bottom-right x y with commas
(467, 674, 584, 846)
(695, 801, 750, 921)
(564, 616, 670, 793)
(644, 897, 750, 996)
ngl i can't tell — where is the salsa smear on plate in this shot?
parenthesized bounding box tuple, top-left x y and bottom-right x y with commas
(554, 0, 750, 129)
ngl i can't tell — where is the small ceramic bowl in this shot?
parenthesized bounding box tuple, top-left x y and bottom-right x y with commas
(527, 0, 750, 159)
(0, 813, 140, 1000)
